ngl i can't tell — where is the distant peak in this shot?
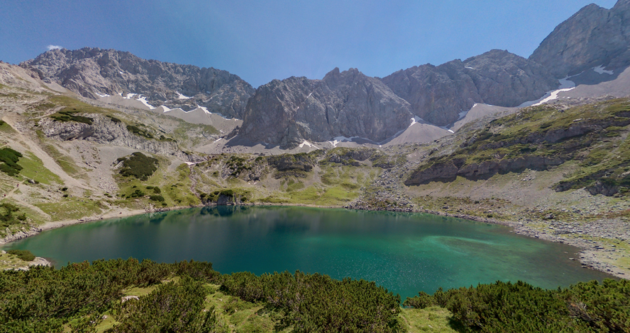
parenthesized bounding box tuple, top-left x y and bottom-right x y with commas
(614, 0, 630, 9)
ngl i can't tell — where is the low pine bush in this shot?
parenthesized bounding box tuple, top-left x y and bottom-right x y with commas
(7, 249, 35, 261)
(404, 280, 630, 332)
(0, 147, 22, 176)
(118, 152, 158, 181)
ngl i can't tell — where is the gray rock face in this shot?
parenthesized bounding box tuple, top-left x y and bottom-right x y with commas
(21, 48, 254, 118)
(40, 114, 201, 161)
(240, 68, 413, 148)
(530, 0, 630, 78)
(381, 50, 558, 126)
(405, 155, 564, 186)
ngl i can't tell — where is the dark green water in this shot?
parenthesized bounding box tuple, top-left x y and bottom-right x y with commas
(3, 206, 611, 300)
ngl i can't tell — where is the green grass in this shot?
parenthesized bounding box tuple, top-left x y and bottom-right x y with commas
(35, 133, 84, 178)
(409, 99, 630, 194)
(50, 110, 93, 125)
(114, 160, 200, 208)
(18, 152, 63, 185)
(263, 185, 359, 206)
(0, 121, 16, 134)
(0, 251, 31, 270)
(35, 196, 104, 221)
(94, 282, 279, 333)
(401, 306, 458, 333)
(49, 95, 111, 115)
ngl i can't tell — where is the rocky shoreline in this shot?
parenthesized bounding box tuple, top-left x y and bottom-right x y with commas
(1, 202, 627, 280)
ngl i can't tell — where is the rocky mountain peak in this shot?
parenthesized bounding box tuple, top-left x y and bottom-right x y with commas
(381, 50, 557, 126)
(614, 0, 630, 9)
(21, 47, 255, 118)
(530, 0, 630, 78)
(240, 68, 412, 148)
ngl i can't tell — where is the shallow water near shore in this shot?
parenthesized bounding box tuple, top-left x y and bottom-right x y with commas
(3, 206, 612, 299)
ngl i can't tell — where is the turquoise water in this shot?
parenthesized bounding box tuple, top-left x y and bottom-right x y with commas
(3, 206, 612, 300)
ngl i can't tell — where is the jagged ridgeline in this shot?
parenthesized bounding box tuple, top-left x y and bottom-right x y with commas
(406, 99, 630, 197)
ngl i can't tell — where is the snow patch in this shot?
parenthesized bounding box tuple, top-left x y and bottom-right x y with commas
(137, 96, 155, 109)
(160, 105, 171, 112)
(593, 65, 613, 75)
(465, 66, 475, 70)
(532, 87, 575, 106)
(199, 106, 211, 114)
(439, 126, 455, 134)
(298, 140, 318, 149)
(519, 77, 576, 107)
(177, 92, 191, 100)
(123, 93, 137, 99)
(328, 136, 358, 147)
(185, 162, 196, 166)
(95, 91, 109, 98)
(409, 116, 423, 128)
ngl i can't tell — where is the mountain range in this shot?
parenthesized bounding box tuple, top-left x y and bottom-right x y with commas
(1, 0, 630, 283)
(17, 0, 630, 149)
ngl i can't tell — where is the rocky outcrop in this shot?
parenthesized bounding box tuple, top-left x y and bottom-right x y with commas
(39, 114, 201, 161)
(21, 48, 254, 118)
(405, 155, 564, 186)
(381, 50, 558, 126)
(530, 0, 630, 78)
(266, 153, 320, 178)
(201, 190, 248, 205)
(239, 68, 413, 148)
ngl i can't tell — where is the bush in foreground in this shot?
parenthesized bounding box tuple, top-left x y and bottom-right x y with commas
(404, 280, 630, 332)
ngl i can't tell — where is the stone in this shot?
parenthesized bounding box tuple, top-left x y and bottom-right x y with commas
(240, 68, 413, 148)
(20, 47, 254, 118)
(531, 0, 630, 78)
(381, 50, 558, 126)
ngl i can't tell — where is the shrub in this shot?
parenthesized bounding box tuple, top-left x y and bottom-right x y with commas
(106, 115, 121, 123)
(149, 195, 164, 202)
(221, 271, 401, 331)
(126, 125, 154, 139)
(0, 147, 23, 176)
(152, 187, 161, 194)
(50, 110, 93, 125)
(108, 277, 219, 333)
(7, 249, 35, 261)
(118, 153, 159, 181)
(0, 259, 213, 330)
(130, 189, 145, 198)
(0, 203, 26, 228)
(404, 280, 630, 332)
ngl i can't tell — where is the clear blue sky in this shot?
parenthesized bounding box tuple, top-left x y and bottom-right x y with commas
(0, 0, 618, 87)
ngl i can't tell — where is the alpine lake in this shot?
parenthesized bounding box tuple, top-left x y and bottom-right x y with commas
(2, 206, 612, 300)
